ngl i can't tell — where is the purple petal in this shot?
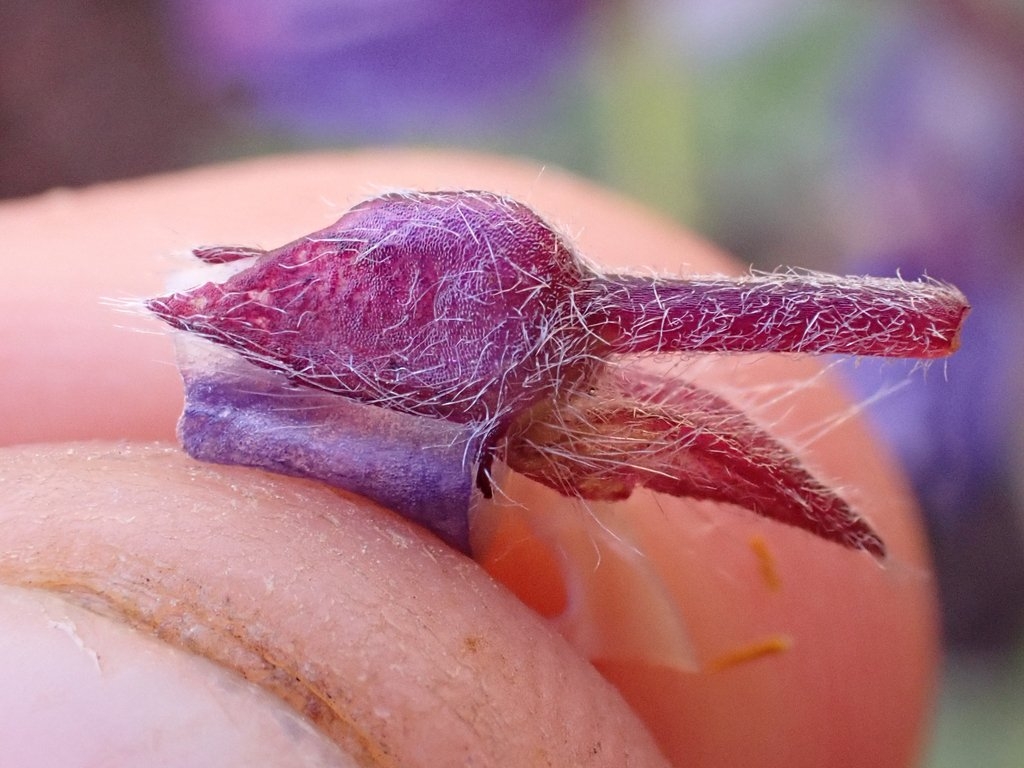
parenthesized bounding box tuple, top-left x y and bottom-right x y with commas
(175, 343, 482, 552)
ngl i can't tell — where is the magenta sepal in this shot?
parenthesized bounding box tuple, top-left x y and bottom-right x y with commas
(505, 368, 886, 558)
(176, 345, 482, 552)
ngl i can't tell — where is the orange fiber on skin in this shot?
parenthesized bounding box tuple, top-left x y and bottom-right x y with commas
(749, 536, 782, 592)
(707, 635, 792, 673)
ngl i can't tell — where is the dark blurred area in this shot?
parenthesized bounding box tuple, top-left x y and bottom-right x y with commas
(0, 1, 217, 197)
(3, 2, 1022, 763)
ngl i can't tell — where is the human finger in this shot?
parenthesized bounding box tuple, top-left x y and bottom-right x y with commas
(0, 152, 939, 767)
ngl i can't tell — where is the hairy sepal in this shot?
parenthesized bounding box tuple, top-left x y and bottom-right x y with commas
(503, 368, 886, 558)
(586, 271, 969, 358)
(147, 191, 595, 432)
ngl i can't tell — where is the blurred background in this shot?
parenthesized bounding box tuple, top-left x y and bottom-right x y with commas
(2, 1, 1021, 764)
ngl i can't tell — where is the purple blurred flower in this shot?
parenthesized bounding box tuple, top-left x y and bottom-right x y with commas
(836, 9, 1024, 649)
(164, 0, 592, 138)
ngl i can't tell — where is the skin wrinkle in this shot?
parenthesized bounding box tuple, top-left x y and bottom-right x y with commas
(13, 471, 334, 759)
(0, 515, 389, 760)
(22, 577, 392, 764)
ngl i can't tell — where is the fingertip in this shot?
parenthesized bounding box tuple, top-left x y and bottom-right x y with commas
(0, 442, 670, 767)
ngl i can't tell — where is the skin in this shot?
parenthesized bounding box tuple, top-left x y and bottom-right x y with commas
(0, 151, 939, 766)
